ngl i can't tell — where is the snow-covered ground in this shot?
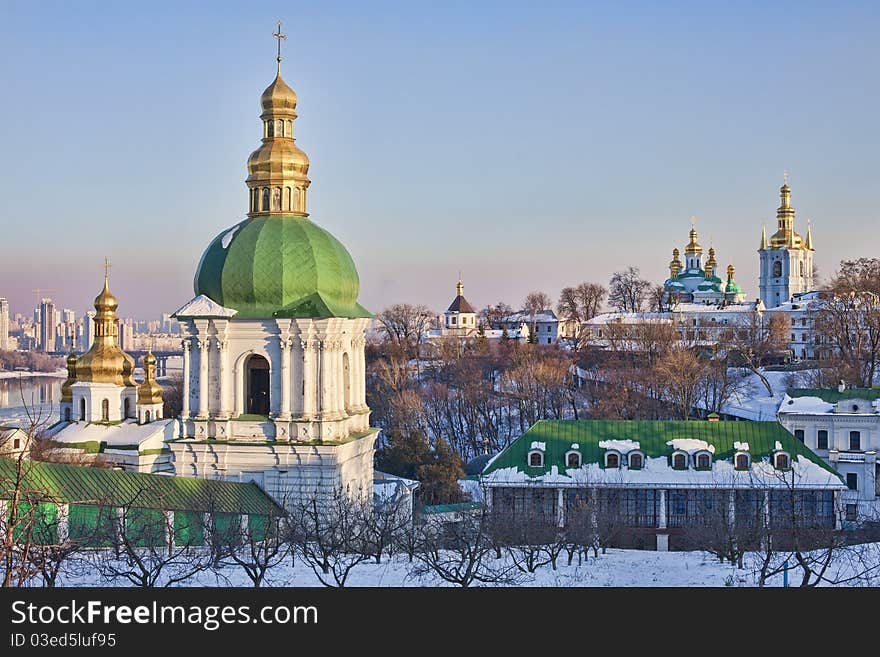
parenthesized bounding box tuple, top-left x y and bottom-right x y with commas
(718, 369, 811, 421)
(47, 544, 880, 587)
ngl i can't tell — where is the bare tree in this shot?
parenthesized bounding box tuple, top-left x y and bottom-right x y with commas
(608, 267, 651, 313)
(524, 291, 552, 340)
(655, 347, 707, 420)
(376, 304, 436, 360)
(726, 310, 789, 395)
(209, 501, 291, 587)
(557, 283, 607, 323)
(286, 489, 373, 587)
(409, 507, 523, 587)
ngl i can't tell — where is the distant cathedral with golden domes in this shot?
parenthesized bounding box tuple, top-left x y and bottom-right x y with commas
(663, 221, 746, 306)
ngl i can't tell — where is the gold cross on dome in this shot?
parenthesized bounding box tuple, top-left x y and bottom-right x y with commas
(784, 170, 789, 185)
(103, 257, 111, 280)
(273, 20, 287, 64)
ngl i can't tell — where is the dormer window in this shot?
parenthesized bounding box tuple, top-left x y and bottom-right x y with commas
(628, 452, 643, 470)
(605, 452, 620, 469)
(566, 451, 581, 468)
(528, 451, 544, 467)
(672, 452, 688, 470)
(695, 451, 712, 470)
(774, 452, 790, 470)
(735, 452, 750, 470)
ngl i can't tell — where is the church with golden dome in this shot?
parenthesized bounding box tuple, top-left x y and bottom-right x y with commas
(168, 25, 377, 504)
(662, 220, 747, 306)
(48, 270, 173, 472)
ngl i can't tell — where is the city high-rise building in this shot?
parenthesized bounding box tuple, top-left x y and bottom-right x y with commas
(0, 298, 9, 351)
(39, 298, 56, 353)
(118, 317, 134, 352)
(82, 310, 96, 352)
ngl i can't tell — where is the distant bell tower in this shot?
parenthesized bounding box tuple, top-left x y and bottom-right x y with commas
(758, 175, 815, 308)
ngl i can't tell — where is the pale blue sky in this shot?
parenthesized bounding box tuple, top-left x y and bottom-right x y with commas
(1, 1, 878, 320)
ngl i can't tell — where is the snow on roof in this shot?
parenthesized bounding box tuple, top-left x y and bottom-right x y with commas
(586, 312, 671, 325)
(570, 443, 579, 450)
(778, 395, 835, 415)
(530, 441, 546, 451)
(774, 441, 783, 451)
(483, 454, 842, 489)
(598, 439, 640, 453)
(48, 419, 175, 448)
(666, 439, 715, 454)
(499, 310, 558, 323)
(172, 294, 238, 318)
(221, 225, 240, 249)
(733, 441, 750, 451)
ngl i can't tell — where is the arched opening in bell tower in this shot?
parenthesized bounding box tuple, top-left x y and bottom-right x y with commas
(245, 354, 271, 416)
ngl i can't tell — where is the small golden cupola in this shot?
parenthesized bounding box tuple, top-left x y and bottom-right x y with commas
(705, 246, 718, 278)
(136, 350, 164, 424)
(60, 350, 77, 403)
(246, 21, 311, 218)
(75, 271, 137, 387)
(684, 223, 702, 255)
(669, 248, 682, 277)
(769, 174, 804, 248)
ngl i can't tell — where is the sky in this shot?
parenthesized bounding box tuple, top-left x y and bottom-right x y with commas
(0, 1, 878, 321)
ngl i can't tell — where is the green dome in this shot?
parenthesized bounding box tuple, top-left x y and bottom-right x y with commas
(194, 215, 371, 319)
(725, 280, 744, 295)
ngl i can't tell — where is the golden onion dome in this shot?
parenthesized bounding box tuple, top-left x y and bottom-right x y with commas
(137, 351, 163, 406)
(684, 226, 702, 255)
(247, 139, 310, 179)
(94, 277, 118, 313)
(75, 275, 137, 388)
(60, 351, 77, 403)
(261, 72, 298, 115)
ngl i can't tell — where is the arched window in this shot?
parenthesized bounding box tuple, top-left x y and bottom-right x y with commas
(800, 261, 805, 276)
(695, 452, 711, 470)
(566, 451, 581, 468)
(145, 410, 151, 423)
(528, 451, 543, 467)
(284, 187, 292, 212)
(275, 119, 283, 137)
(672, 452, 687, 470)
(629, 452, 643, 470)
(774, 452, 790, 470)
(735, 452, 750, 470)
(605, 452, 619, 469)
(267, 120, 274, 137)
(773, 261, 783, 278)
(245, 354, 271, 416)
(64, 407, 71, 422)
(286, 119, 293, 136)
(123, 397, 130, 419)
(272, 187, 282, 211)
(79, 398, 86, 421)
(101, 399, 109, 422)
(262, 188, 270, 211)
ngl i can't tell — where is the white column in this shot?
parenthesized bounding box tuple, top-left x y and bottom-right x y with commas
(279, 338, 291, 420)
(197, 338, 209, 419)
(57, 504, 69, 543)
(318, 339, 330, 419)
(334, 340, 346, 416)
(656, 489, 669, 552)
(181, 339, 191, 419)
(218, 339, 231, 418)
(657, 489, 667, 529)
(301, 338, 316, 419)
(352, 335, 366, 412)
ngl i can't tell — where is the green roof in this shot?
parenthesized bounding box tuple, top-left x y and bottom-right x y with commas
(0, 458, 281, 515)
(194, 214, 371, 319)
(788, 388, 880, 403)
(422, 502, 482, 514)
(725, 279, 744, 294)
(482, 419, 839, 478)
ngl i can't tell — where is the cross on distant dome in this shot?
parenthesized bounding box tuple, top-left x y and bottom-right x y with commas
(784, 170, 789, 185)
(273, 20, 287, 64)
(103, 257, 111, 280)
(690, 216, 696, 227)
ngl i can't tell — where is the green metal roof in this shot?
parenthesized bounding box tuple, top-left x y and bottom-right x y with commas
(788, 388, 880, 403)
(0, 458, 281, 515)
(422, 502, 482, 514)
(194, 214, 371, 319)
(482, 419, 839, 478)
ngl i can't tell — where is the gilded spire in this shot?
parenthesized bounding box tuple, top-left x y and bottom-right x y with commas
(759, 224, 767, 250)
(75, 267, 136, 387)
(705, 246, 717, 278)
(246, 22, 310, 218)
(456, 274, 464, 298)
(770, 174, 802, 248)
(684, 217, 702, 255)
(805, 220, 814, 250)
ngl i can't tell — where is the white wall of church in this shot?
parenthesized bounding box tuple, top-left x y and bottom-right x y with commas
(70, 382, 136, 423)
